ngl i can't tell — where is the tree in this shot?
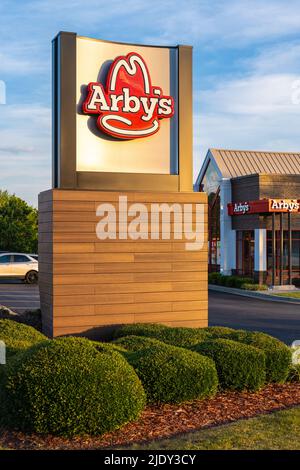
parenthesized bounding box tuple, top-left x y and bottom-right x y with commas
(0, 191, 38, 253)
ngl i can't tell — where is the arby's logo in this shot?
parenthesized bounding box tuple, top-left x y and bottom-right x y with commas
(82, 52, 174, 139)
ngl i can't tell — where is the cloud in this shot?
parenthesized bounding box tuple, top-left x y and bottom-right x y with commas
(0, 104, 51, 206)
(193, 71, 300, 179)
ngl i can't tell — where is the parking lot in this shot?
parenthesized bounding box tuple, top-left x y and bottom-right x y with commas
(0, 281, 40, 312)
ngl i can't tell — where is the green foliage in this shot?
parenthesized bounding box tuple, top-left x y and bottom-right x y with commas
(127, 344, 218, 404)
(0, 190, 38, 253)
(114, 323, 291, 384)
(191, 338, 266, 391)
(208, 273, 254, 288)
(0, 319, 46, 358)
(114, 323, 212, 347)
(241, 283, 268, 291)
(224, 330, 292, 383)
(208, 273, 224, 285)
(287, 363, 300, 382)
(1, 337, 146, 436)
(203, 326, 236, 338)
(112, 335, 166, 352)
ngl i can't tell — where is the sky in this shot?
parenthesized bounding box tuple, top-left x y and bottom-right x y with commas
(1, 0, 300, 206)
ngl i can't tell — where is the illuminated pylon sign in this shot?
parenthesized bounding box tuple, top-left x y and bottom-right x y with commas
(82, 52, 175, 139)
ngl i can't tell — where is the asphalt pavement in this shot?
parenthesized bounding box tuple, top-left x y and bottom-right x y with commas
(0, 280, 40, 312)
(209, 290, 300, 345)
(0, 282, 299, 344)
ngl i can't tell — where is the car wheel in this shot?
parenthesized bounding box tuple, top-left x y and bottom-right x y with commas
(25, 270, 38, 284)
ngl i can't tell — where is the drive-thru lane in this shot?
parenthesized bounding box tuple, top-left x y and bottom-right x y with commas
(209, 290, 300, 344)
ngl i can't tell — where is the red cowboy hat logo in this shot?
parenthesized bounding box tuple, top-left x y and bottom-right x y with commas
(82, 52, 174, 139)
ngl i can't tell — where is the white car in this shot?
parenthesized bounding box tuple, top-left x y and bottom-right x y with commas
(0, 253, 38, 284)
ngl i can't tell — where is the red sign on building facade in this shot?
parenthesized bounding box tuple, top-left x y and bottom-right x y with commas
(228, 199, 300, 216)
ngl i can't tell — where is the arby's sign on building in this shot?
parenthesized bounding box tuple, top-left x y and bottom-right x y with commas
(228, 199, 300, 216)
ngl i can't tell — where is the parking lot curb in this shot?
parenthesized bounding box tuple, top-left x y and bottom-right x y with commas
(209, 284, 300, 305)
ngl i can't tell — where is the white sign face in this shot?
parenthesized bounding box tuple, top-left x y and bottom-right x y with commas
(233, 202, 249, 214)
(76, 37, 178, 175)
(271, 199, 300, 212)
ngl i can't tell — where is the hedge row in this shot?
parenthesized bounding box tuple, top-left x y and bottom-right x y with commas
(208, 273, 254, 288)
(115, 324, 292, 383)
(0, 320, 293, 438)
(208, 273, 268, 291)
(113, 322, 212, 347)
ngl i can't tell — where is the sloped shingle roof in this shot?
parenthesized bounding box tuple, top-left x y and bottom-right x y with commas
(209, 148, 300, 178)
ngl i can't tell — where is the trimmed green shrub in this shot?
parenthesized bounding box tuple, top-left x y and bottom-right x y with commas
(203, 326, 236, 338)
(127, 344, 218, 404)
(114, 323, 212, 347)
(0, 319, 46, 358)
(112, 335, 166, 352)
(287, 363, 300, 382)
(1, 337, 146, 436)
(224, 330, 292, 383)
(223, 276, 252, 288)
(191, 338, 266, 391)
(208, 273, 224, 284)
(92, 341, 127, 354)
(208, 274, 254, 288)
(241, 283, 268, 291)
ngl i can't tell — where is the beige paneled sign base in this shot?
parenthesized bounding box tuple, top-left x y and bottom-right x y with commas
(38, 189, 208, 338)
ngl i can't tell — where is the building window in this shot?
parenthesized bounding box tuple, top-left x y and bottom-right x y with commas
(267, 230, 300, 284)
(236, 230, 255, 277)
(199, 159, 220, 272)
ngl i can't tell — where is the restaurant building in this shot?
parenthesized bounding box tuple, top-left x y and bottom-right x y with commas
(195, 149, 300, 286)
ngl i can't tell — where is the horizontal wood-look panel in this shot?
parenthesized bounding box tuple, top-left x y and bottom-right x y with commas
(94, 262, 173, 273)
(52, 300, 208, 318)
(41, 221, 206, 234)
(50, 281, 206, 296)
(55, 319, 207, 338)
(39, 189, 208, 337)
(52, 233, 207, 243)
(52, 270, 206, 285)
(52, 251, 207, 264)
(39, 241, 208, 255)
(53, 253, 135, 263)
(52, 189, 207, 203)
(53, 310, 206, 328)
(52, 208, 207, 221)
(162, 319, 208, 328)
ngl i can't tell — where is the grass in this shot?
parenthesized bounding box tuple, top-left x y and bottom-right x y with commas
(126, 407, 300, 450)
(274, 292, 300, 299)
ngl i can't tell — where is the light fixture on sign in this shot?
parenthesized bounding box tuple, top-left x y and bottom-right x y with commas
(82, 52, 174, 139)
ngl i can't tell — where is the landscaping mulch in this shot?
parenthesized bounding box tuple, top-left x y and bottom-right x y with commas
(1, 383, 300, 450)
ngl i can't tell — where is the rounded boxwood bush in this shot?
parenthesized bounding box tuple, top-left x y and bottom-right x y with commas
(112, 335, 166, 352)
(225, 330, 291, 383)
(190, 338, 266, 391)
(287, 363, 300, 383)
(1, 337, 146, 436)
(127, 344, 218, 404)
(0, 319, 47, 359)
(114, 323, 212, 347)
